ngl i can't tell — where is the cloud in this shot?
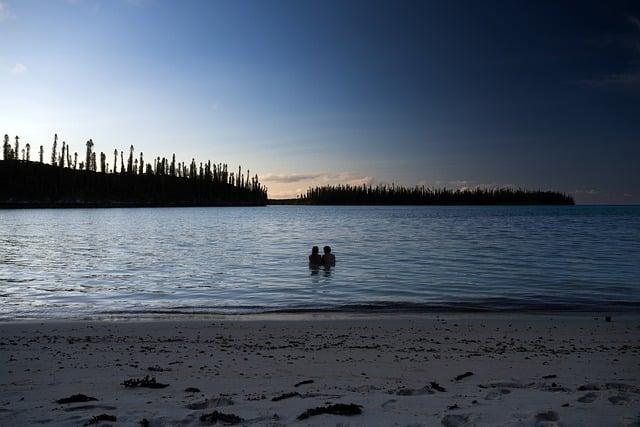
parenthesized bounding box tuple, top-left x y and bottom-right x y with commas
(0, 2, 13, 22)
(262, 171, 374, 185)
(581, 68, 640, 88)
(421, 179, 519, 190)
(9, 63, 27, 75)
(262, 173, 325, 183)
(581, 15, 640, 88)
(572, 188, 600, 195)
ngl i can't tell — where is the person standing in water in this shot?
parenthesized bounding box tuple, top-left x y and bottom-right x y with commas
(309, 246, 322, 266)
(321, 246, 336, 266)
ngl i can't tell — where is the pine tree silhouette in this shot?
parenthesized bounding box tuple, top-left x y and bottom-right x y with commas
(51, 134, 58, 166)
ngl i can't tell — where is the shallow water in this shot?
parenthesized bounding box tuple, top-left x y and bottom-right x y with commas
(1, 205, 639, 319)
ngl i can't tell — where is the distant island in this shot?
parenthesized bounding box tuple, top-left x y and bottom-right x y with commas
(270, 184, 574, 205)
(1, 134, 267, 208)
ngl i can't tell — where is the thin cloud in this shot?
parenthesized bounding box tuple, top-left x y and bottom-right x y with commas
(572, 189, 600, 195)
(582, 68, 640, 88)
(9, 63, 27, 75)
(582, 14, 640, 88)
(0, 2, 13, 22)
(262, 173, 325, 183)
(262, 172, 374, 185)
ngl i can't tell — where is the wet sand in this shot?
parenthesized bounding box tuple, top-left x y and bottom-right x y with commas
(1, 313, 639, 426)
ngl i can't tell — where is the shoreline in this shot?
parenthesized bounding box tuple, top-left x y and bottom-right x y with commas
(1, 313, 638, 426)
(1, 309, 638, 324)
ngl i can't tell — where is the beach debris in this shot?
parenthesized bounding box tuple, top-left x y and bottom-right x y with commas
(147, 365, 171, 372)
(294, 379, 314, 387)
(84, 414, 116, 426)
(296, 403, 362, 420)
(605, 316, 612, 322)
(578, 383, 640, 394)
(541, 381, 569, 392)
(56, 394, 98, 404)
(447, 404, 460, 410)
(199, 410, 243, 425)
(478, 381, 529, 389)
(542, 374, 557, 379)
(453, 371, 474, 381)
(271, 392, 300, 401)
(441, 414, 469, 427)
(430, 382, 447, 392)
(140, 419, 150, 427)
(185, 387, 201, 393)
(122, 375, 169, 389)
(244, 393, 266, 401)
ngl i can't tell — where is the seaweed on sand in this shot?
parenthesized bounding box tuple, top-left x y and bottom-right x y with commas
(296, 403, 362, 420)
(199, 410, 243, 425)
(84, 414, 116, 425)
(56, 394, 98, 404)
(121, 375, 169, 389)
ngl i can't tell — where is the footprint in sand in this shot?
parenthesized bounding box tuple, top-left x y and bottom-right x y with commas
(185, 396, 234, 410)
(535, 410, 559, 427)
(381, 399, 398, 409)
(441, 414, 470, 427)
(577, 392, 599, 403)
(608, 395, 630, 406)
(484, 389, 511, 400)
(622, 415, 640, 427)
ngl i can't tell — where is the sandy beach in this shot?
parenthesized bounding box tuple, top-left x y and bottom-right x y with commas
(1, 313, 638, 426)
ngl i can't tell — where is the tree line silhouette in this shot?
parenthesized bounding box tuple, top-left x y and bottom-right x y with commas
(284, 184, 574, 205)
(1, 134, 267, 207)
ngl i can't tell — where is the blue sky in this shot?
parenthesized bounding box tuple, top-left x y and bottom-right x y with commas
(1, 0, 639, 201)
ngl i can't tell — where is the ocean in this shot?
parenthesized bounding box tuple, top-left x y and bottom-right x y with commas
(1, 205, 638, 319)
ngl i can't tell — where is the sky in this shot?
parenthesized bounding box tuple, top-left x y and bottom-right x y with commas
(0, 0, 639, 202)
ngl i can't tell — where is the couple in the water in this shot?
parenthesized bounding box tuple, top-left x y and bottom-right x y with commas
(309, 245, 335, 267)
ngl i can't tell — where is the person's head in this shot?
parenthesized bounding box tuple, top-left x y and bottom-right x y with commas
(323, 246, 331, 254)
(312, 246, 319, 255)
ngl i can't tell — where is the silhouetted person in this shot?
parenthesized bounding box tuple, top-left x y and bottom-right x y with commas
(321, 246, 335, 266)
(309, 246, 322, 267)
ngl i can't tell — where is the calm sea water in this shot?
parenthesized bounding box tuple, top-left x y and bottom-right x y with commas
(0, 205, 639, 319)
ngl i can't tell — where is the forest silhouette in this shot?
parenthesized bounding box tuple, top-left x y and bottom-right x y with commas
(1, 134, 267, 207)
(2, 134, 574, 207)
(271, 184, 574, 205)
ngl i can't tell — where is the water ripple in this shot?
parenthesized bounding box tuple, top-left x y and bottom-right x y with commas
(0, 205, 639, 318)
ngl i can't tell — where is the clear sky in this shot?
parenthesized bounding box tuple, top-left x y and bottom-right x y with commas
(1, 0, 638, 202)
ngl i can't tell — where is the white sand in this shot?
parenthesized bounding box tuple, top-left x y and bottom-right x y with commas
(1, 313, 639, 426)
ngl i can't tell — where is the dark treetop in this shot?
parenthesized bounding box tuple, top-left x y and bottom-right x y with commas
(270, 184, 574, 205)
(1, 134, 267, 208)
